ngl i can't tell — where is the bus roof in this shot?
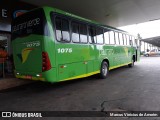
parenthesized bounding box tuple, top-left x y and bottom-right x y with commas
(20, 6, 129, 35)
(42, 6, 127, 32)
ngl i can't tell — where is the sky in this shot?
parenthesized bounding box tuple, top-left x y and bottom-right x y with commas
(118, 20, 160, 39)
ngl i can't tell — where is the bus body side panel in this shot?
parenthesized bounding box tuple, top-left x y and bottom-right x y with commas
(90, 44, 101, 72)
(55, 43, 103, 81)
(98, 45, 115, 69)
(137, 47, 141, 61)
(55, 43, 91, 81)
(119, 46, 132, 65)
(98, 45, 132, 70)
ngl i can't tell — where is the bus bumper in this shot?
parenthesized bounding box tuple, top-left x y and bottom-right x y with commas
(15, 67, 57, 82)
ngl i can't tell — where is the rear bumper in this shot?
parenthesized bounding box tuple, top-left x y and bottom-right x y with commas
(15, 74, 45, 81)
(15, 67, 57, 82)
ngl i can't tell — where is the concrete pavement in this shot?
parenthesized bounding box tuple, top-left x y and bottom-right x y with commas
(0, 77, 33, 91)
(0, 56, 160, 120)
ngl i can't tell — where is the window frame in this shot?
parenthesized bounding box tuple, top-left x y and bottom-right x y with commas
(119, 32, 124, 45)
(123, 34, 127, 45)
(54, 15, 71, 43)
(88, 25, 97, 44)
(104, 28, 110, 45)
(126, 34, 130, 46)
(51, 12, 134, 46)
(71, 21, 80, 43)
(115, 31, 119, 45)
(109, 30, 115, 45)
(79, 23, 88, 44)
(96, 27, 104, 44)
(129, 35, 133, 46)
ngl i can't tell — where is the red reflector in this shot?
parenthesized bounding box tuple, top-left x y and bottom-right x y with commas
(61, 66, 64, 68)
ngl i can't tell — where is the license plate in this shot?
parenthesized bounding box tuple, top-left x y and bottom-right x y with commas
(25, 75, 32, 79)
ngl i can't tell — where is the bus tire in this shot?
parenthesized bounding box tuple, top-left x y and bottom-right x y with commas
(128, 58, 134, 68)
(100, 61, 109, 79)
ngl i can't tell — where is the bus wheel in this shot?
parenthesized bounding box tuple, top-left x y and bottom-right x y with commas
(128, 59, 134, 67)
(100, 61, 109, 79)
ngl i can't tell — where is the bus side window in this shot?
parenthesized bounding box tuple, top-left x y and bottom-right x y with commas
(55, 17, 62, 41)
(129, 36, 133, 46)
(96, 27, 104, 44)
(126, 35, 130, 45)
(55, 17, 70, 42)
(109, 31, 115, 44)
(88, 26, 96, 44)
(62, 19, 70, 42)
(115, 32, 119, 45)
(79, 24, 88, 43)
(71, 22, 80, 43)
(119, 33, 124, 45)
(129, 36, 134, 46)
(123, 34, 127, 45)
(104, 29, 110, 44)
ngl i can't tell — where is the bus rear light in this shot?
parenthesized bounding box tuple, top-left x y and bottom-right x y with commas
(42, 52, 51, 72)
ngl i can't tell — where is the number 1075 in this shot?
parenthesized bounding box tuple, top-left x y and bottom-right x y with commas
(57, 48, 72, 53)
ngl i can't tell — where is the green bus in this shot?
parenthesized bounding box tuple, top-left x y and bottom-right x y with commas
(12, 6, 140, 82)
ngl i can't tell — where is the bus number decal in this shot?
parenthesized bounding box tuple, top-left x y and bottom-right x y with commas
(57, 48, 72, 53)
(25, 41, 40, 47)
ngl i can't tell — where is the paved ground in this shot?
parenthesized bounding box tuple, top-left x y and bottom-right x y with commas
(0, 56, 160, 120)
(0, 78, 33, 90)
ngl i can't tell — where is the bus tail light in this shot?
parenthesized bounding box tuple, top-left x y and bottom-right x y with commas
(42, 52, 51, 72)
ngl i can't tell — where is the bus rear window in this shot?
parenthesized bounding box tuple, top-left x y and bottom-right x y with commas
(12, 8, 49, 40)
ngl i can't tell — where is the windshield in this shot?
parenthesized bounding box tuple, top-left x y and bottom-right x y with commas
(12, 8, 49, 40)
